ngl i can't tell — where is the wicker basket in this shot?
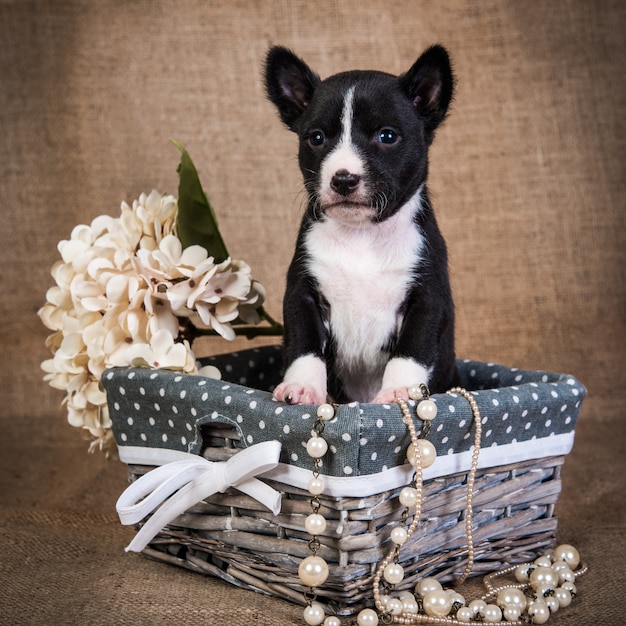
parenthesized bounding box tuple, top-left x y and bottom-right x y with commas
(104, 346, 585, 616)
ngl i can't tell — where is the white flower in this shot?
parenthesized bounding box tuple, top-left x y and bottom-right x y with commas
(133, 236, 215, 309)
(39, 189, 266, 454)
(118, 190, 177, 251)
(194, 259, 265, 340)
(238, 280, 266, 325)
(125, 329, 196, 372)
(197, 364, 222, 379)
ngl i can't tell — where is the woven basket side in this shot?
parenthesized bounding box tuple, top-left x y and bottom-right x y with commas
(127, 455, 563, 615)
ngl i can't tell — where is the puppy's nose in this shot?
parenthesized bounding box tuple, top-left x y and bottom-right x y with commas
(330, 169, 361, 196)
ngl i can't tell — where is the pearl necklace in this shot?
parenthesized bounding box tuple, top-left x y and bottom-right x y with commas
(298, 386, 587, 626)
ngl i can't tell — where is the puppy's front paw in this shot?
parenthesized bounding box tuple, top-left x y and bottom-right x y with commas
(273, 382, 326, 405)
(371, 387, 410, 404)
(274, 355, 328, 405)
(374, 358, 432, 404)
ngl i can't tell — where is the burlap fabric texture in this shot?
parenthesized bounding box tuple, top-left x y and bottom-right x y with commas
(1, 1, 624, 624)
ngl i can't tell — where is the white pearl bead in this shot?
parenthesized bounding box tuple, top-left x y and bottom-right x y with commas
(408, 384, 423, 400)
(398, 590, 415, 601)
(535, 582, 556, 598)
(406, 439, 437, 469)
(552, 544, 580, 569)
(417, 439, 437, 468)
(317, 403, 335, 421)
(298, 555, 329, 587)
(514, 564, 530, 583)
(455, 606, 473, 622)
(383, 563, 404, 585)
(561, 581, 577, 596)
(308, 476, 325, 495)
(534, 556, 552, 568)
(468, 599, 487, 618)
(415, 577, 442, 597)
(555, 586, 572, 608)
(356, 608, 379, 625)
(557, 567, 576, 584)
(496, 587, 527, 611)
(390, 526, 408, 545)
(527, 601, 551, 624)
(550, 560, 570, 574)
(306, 435, 328, 458)
(483, 604, 503, 622)
(399, 486, 418, 508)
(305, 513, 327, 535)
(422, 589, 453, 617)
(446, 590, 466, 606)
(324, 617, 342, 626)
(303, 602, 326, 625)
(416, 399, 437, 420)
(529, 566, 558, 590)
(402, 596, 419, 614)
(386, 597, 403, 615)
(502, 606, 521, 622)
(544, 596, 559, 613)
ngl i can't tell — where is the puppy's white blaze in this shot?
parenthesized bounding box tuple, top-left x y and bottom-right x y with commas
(305, 189, 425, 403)
(340, 86, 355, 145)
(380, 358, 433, 392)
(319, 86, 367, 206)
(281, 354, 327, 396)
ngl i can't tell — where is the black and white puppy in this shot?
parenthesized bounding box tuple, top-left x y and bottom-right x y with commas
(265, 45, 458, 405)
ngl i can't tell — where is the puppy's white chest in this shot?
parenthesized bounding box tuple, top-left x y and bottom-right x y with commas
(305, 197, 424, 395)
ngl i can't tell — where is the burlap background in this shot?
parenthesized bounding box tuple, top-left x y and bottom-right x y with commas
(1, 1, 624, 624)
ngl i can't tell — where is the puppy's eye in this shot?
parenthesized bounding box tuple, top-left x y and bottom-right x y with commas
(378, 128, 398, 145)
(308, 131, 326, 147)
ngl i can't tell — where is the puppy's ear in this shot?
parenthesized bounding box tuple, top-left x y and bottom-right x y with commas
(265, 46, 320, 130)
(399, 45, 454, 136)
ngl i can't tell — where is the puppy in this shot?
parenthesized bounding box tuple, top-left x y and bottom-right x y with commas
(265, 45, 458, 405)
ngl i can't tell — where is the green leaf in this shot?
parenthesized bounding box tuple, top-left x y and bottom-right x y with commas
(172, 139, 229, 262)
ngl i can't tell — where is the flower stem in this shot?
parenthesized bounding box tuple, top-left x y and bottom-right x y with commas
(257, 306, 284, 333)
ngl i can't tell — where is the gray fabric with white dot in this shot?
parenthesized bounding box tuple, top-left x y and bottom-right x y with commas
(103, 346, 586, 478)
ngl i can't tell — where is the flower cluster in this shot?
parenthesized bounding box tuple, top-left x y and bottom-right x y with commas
(39, 190, 265, 453)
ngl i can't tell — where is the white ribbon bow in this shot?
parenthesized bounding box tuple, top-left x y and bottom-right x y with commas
(116, 440, 283, 552)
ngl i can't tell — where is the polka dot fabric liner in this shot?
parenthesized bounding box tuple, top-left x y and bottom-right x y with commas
(104, 346, 586, 479)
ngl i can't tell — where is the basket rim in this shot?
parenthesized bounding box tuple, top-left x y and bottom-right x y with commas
(104, 348, 585, 492)
(116, 430, 574, 498)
